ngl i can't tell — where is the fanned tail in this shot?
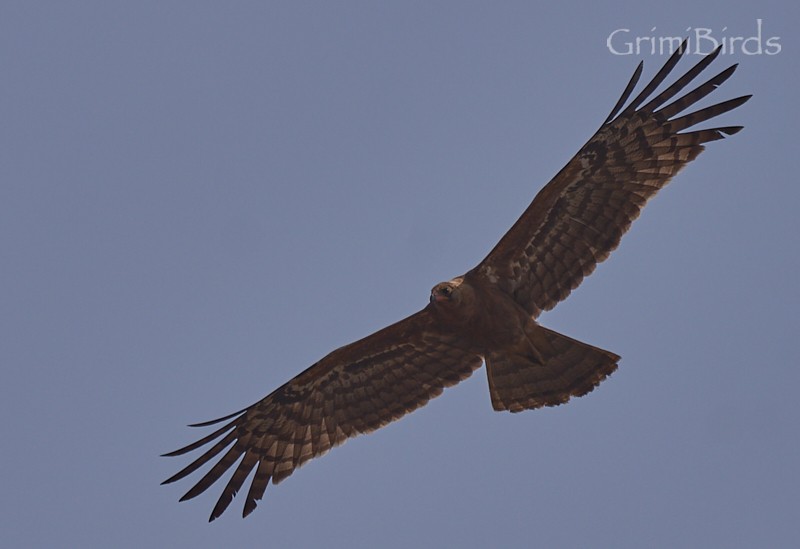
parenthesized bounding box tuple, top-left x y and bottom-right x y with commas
(486, 325, 619, 412)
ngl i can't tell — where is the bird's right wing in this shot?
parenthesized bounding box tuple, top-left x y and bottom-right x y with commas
(162, 308, 482, 521)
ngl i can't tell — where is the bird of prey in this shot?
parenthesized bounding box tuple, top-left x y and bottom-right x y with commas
(163, 42, 749, 521)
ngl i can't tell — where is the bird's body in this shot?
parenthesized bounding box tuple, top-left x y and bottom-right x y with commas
(430, 275, 525, 351)
(164, 42, 750, 521)
(429, 273, 620, 412)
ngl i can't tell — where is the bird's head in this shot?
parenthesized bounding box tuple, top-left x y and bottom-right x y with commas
(430, 281, 457, 304)
(430, 277, 472, 308)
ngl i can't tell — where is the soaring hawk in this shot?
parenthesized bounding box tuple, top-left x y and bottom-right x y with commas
(163, 42, 750, 521)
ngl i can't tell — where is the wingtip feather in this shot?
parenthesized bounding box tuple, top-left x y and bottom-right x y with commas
(721, 125, 745, 135)
(188, 406, 249, 428)
(604, 61, 643, 124)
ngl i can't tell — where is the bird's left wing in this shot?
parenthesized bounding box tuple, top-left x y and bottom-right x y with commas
(475, 43, 750, 317)
(162, 309, 482, 521)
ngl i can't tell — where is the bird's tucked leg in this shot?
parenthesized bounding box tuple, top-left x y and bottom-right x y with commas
(485, 325, 619, 412)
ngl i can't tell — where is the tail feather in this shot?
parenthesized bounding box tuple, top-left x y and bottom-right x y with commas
(485, 325, 619, 412)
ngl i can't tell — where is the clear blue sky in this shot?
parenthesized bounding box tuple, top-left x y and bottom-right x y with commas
(2, 2, 798, 547)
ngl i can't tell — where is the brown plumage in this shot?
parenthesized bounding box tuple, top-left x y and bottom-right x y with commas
(163, 42, 750, 521)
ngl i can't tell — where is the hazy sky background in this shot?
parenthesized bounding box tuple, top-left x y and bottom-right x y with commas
(2, 2, 798, 547)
